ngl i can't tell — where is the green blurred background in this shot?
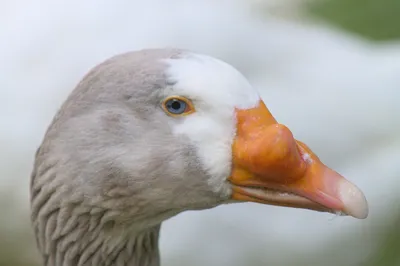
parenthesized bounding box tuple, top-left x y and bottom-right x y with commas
(309, 0, 400, 41)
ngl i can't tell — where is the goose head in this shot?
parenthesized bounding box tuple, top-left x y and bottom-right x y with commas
(31, 48, 368, 266)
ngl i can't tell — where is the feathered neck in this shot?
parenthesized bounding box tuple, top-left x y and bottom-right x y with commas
(33, 207, 161, 266)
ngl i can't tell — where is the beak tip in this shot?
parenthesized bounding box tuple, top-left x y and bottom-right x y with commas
(338, 179, 369, 219)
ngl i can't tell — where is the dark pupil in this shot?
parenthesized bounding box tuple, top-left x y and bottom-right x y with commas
(166, 99, 186, 114)
(171, 100, 181, 110)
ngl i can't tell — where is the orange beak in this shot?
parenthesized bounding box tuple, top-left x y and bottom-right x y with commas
(229, 101, 368, 219)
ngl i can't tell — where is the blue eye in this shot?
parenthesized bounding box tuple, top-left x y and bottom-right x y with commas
(163, 96, 195, 116)
(165, 98, 186, 114)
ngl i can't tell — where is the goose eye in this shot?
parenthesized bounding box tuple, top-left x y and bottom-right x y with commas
(166, 99, 186, 114)
(162, 96, 195, 116)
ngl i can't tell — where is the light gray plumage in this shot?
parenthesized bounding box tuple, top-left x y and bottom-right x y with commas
(30, 49, 232, 266)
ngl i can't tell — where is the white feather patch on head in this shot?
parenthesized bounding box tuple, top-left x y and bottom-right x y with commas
(162, 52, 260, 193)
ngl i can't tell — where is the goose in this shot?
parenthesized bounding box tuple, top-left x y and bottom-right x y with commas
(30, 48, 368, 266)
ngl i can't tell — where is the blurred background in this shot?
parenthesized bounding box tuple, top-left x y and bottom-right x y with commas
(1, 0, 399, 265)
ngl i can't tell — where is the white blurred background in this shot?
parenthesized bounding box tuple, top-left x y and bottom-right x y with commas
(1, 0, 399, 265)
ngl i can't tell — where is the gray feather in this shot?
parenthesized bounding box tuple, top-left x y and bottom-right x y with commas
(31, 49, 229, 266)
